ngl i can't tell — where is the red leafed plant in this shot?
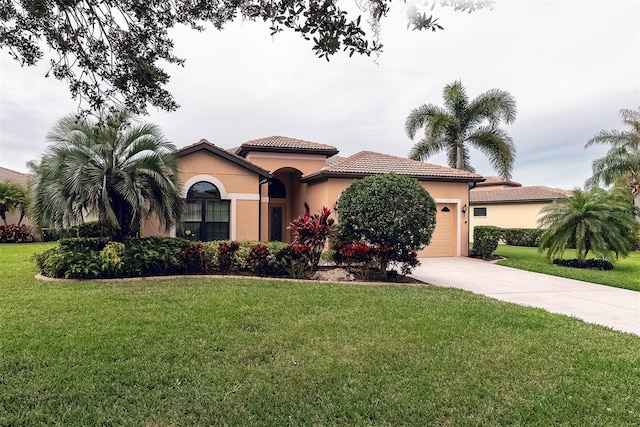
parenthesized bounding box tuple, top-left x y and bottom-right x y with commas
(288, 204, 334, 270)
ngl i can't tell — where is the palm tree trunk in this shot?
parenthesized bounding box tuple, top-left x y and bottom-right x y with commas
(456, 138, 464, 170)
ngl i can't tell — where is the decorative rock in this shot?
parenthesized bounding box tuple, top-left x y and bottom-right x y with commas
(311, 268, 355, 282)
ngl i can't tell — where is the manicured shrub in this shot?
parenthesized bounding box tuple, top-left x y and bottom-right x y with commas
(77, 221, 110, 238)
(41, 227, 77, 241)
(59, 237, 110, 252)
(33, 245, 103, 279)
(501, 228, 544, 247)
(472, 226, 503, 260)
(336, 173, 436, 275)
(120, 237, 191, 276)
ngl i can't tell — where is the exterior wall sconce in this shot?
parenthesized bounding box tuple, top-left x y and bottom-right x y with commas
(462, 204, 467, 215)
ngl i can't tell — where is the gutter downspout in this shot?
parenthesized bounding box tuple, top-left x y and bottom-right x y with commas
(258, 178, 269, 241)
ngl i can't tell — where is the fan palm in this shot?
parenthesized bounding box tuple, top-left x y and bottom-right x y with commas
(538, 189, 639, 262)
(585, 108, 640, 209)
(405, 80, 517, 180)
(28, 110, 183, 240)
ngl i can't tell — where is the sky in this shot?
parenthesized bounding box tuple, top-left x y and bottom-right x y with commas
(0, 0, 638, 190)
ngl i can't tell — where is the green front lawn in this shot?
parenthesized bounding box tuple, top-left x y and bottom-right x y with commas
(2, 243, 640, 425)
(495, 245, 640, 291)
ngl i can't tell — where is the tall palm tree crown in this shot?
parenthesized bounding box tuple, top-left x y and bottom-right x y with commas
(29, 110, 183, 240)
(585, 108, 640, 209)
(405, 80, 517, 180)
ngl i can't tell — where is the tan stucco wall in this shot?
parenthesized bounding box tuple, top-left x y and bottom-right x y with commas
(178, 151, 260, 194)
(244, 152, 328, 177)
(469, 202, 550, 241)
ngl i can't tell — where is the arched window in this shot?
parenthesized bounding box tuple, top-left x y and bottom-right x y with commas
(183, 181, 230, 241)
(268, 178, 286, 199)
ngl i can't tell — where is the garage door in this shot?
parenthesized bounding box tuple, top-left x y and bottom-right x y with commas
(419, 203, 457, 257)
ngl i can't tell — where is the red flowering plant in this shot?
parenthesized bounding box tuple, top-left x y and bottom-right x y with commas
(180, 242, 205, 274)
(287, 204, 334, 270)
(333, 242, 376, 280)
(247, 243, 270, 276)
(0, 224, 34, 243)
(218, 241, 240, 272)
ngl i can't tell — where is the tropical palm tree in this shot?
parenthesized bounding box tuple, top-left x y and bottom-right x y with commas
(405, 80, 517, 180)
(28, 110, 183, 240)
(585, 108, 640, 209)
(538, 189, 639, 262)
(0, 181, 27, 225)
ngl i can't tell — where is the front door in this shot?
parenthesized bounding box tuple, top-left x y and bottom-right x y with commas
(270, 205, 285, 242)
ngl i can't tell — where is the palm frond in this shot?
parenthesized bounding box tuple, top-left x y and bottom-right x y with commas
(467, 126, 516, 180)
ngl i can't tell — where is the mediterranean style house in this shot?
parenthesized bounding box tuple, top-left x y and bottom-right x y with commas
(469, 176, 570, 239)
(143, 136, 484, 257)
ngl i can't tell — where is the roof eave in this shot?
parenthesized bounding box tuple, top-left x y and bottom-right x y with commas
(301, 171, 485, 184)
(237, 146, 340, 158)
(470, 198, 564, 205)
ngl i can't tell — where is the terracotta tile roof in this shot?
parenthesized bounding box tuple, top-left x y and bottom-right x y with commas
(303, 151, 485, 183)
(236, 136, 339, 157)
(324, 155, 345, 168)
(0, 167, 30, 187)
(474, 175, 522, 188)
(471, 186, 571, 203)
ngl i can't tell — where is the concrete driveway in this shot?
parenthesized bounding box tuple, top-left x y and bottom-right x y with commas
(411, 257, 640, 336)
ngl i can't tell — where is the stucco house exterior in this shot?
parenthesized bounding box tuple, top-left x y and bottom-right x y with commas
(143, 136, 485, 257)
(469, 176, 570, 239)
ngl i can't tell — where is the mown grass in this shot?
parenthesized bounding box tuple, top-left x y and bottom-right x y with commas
(495, 245, 640, 291)
(2, 243, 640, 425)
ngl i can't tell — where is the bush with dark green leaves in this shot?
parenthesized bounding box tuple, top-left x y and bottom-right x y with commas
(77, 221, 110, 238)
(120, 237, 192, 277)
(472, 226, 503, 260)
(335, 173, 436, 274)
(501, 228, 544, 247)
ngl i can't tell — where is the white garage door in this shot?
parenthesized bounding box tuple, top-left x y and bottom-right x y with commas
(419, 203, 457, 257)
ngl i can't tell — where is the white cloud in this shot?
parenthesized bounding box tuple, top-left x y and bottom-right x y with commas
(1, 0, 638, 191)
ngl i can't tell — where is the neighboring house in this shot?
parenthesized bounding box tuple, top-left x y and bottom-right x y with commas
(0, 166, 30, 226)
(469, 176, 570, 238)
(143, 136, 485, 257)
